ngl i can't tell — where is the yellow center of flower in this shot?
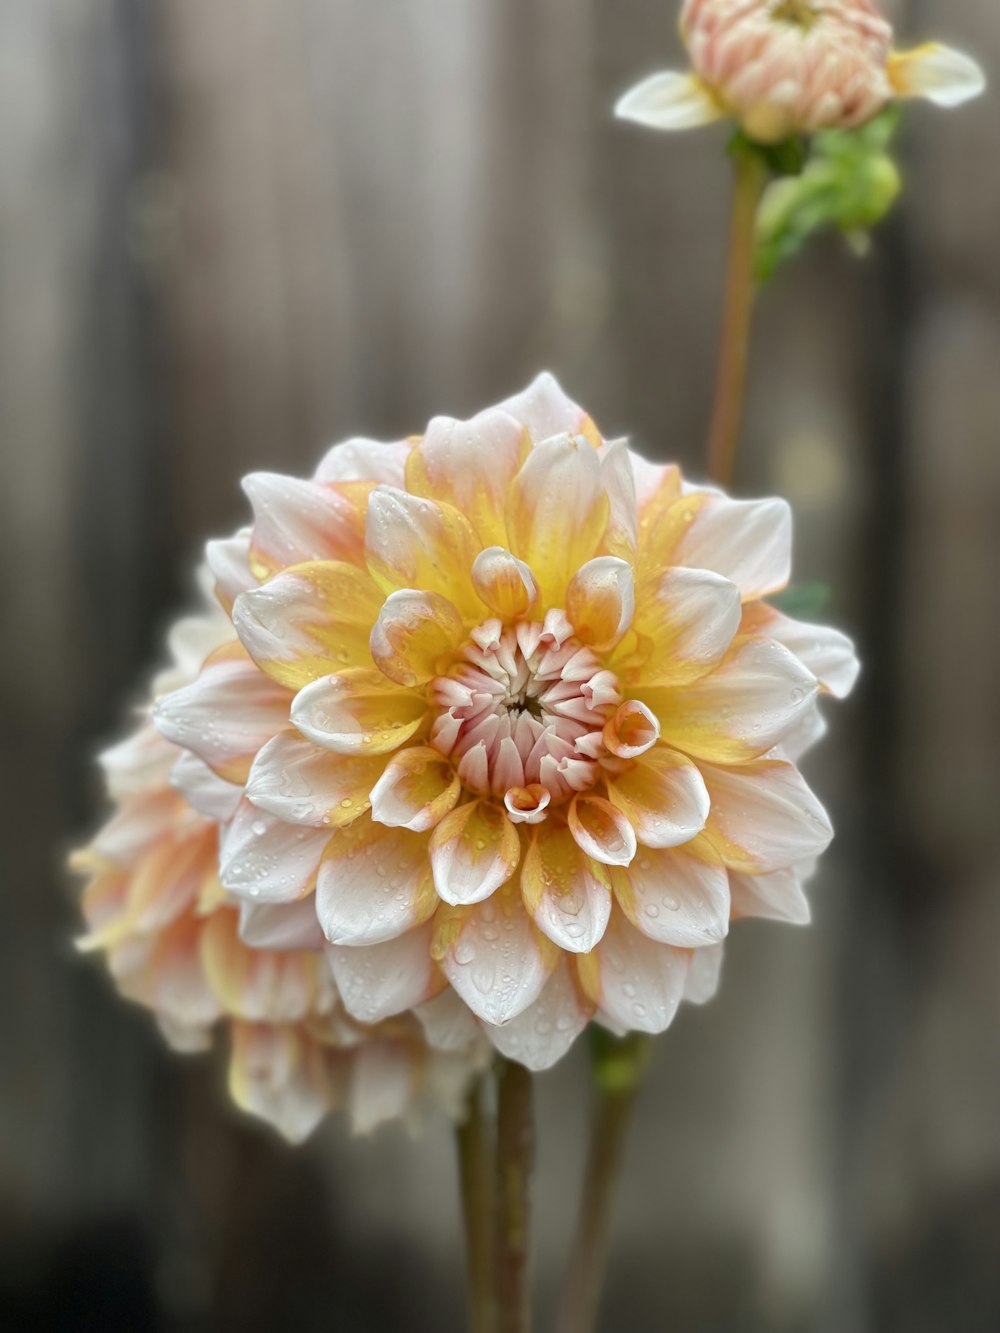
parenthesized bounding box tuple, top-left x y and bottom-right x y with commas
(428, 614, 622, 813)
(770, 0, 820, 30)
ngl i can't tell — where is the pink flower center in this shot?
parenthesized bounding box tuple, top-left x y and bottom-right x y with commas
(429, 611, 621, 813)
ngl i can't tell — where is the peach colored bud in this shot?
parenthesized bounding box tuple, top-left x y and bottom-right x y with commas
(617, 0, 984, 143)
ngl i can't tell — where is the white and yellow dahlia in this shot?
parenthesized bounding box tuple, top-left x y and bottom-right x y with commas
(616, 0, 984, 144)
(74, 585, 486, 1141)
(152, 375, 858, 1071)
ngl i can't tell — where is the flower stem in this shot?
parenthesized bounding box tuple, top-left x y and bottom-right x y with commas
(706, 144, 767, 487)
(556, 1030, 653, 1333)
(457, 1073, 499, 1333)
(495, 1057, 535, 1333)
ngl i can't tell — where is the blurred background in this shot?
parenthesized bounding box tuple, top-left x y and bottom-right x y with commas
(2, 1, 998, 1329)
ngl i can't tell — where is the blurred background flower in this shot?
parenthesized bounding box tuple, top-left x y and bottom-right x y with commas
(2, 1, 998, 1330)
(616, 0, 983, 141)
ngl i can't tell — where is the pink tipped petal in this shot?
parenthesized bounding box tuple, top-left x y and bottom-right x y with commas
(615, 71, 725, 130)
(405, 409, 529, 548)
(670, 494, 792, 601)
(505, 435, 611, 607)
(365, 487, 484, 617)
(238, 898, 326, 951)
(242, 472, 365, 576)
(636, 567, 742, 686)
(369, 588, 465, 688)
(429, 799, 521, 906)
(701, 760, 833, 874)
(232, 561, 384, 690)
(471, 547, 540, 621)
(568, 795, 637, 868)
(606, 746, 710, 849)
(439, 887, 555, 1025)
(499, 372, 592, 445)
(611, 842, 730, 947)
(368, 747, 461, 832)
(291, 668, 427, 755)
(644, 638, 819, 763)
(522, 822, 612, 952)
(327, 922, 439, 1023)
(565, 557, 635, 652)
(220, 800, 328, 904)
(504, 785, 551, 825)
(578, 909, 691, 1034)
(315, 817, 437, 944)
(482, 962, 592, 1070)
(889, 43, 986, 108)
(603, 700, 660, 760)
(154, 649, 291, 783)
(313, 436, 410, 485)
(245, 732, 381, 828)
(730, 866, 812, 925)
(683, 943, 725, 1006)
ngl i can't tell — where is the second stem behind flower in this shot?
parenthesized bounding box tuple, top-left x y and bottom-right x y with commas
(706, 143, 768, 487)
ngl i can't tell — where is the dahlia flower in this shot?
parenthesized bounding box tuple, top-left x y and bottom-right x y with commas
(73, 582, 486, 1141)
(616, 0, 985, 144)
(152, 374, 858, 1072)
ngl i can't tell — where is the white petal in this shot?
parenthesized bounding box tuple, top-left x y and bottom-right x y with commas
(729, 866, 812, 925)
(347, 1042, 416, 1135)
(482, 963, 592, 1071)
(644, 638, 819, 763)
(154, 652, 290, 781)
(522, 823, 612, 953)
(242, 472, 364, 571)
(636, 567, 742, 686)
(615, 71, 725, 131)
(441, 890, 554, 1025)
(672, 494, 792, 600)
(612, 843, 729, 947)
(245, 732, 381, 828)
(219, 800, 328, 903)
(414, 988, 483, 1053)
(313, 436, 411, 485)
(315, 818, 435, 945)
(757, 610, 860, 699)
(580, 910, 690, 1034)
(701, 760, 833, 874)
(429, 800, 521, 906)
(683, 943, 725, 1006)
(327, 923, 438, 1023)
(205, 527, 256, 609)
(498, 371, 590, 444)
(606, 745, 710, 849)
(238, 898, 327, 951)
(890, 43, 986, 108)
(171, 751, 242, 822)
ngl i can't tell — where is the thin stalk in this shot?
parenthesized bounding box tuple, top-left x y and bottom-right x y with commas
(706, 145, 767, 487)
(556, 1032, 653, 1333)
(457, 1074, 499, 1333)
(495, 1057, 535, 1333)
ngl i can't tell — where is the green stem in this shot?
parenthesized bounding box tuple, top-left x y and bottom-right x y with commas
(457, 1074, 499, 1333)
(495, 1058, 535, 1333)
(706, 145, 767, 487)
(556, 1031, 653, 1333)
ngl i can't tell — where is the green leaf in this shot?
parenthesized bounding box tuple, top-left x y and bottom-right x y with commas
(754, 108, 902, 284)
